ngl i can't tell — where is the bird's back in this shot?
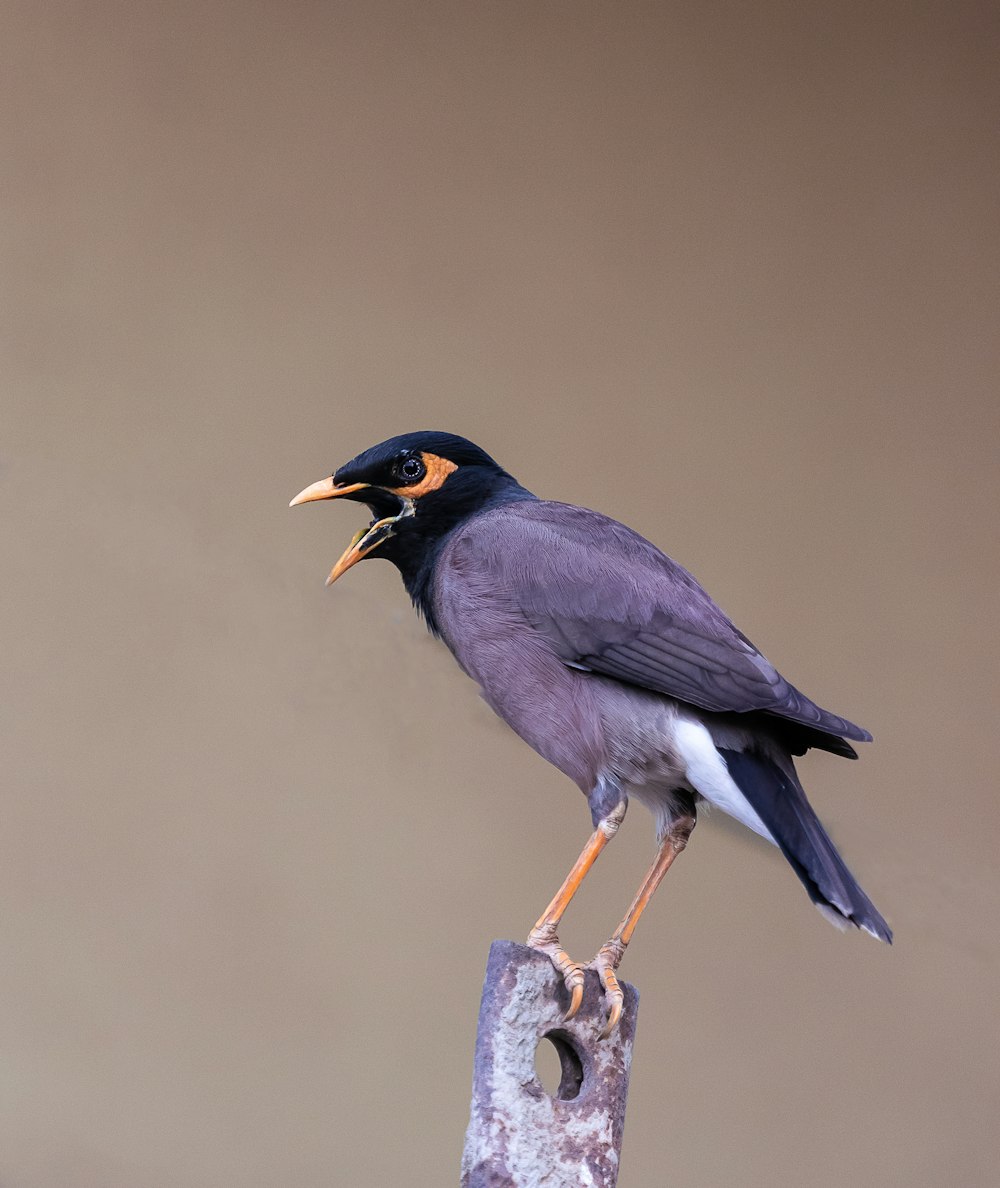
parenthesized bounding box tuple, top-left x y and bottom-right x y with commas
(432, 498, 869, 752)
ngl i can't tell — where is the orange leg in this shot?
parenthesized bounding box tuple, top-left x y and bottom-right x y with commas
(527, 800, 627, 1020)
(592, 814, 696, 1038)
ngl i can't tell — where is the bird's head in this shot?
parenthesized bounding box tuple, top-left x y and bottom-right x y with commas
(290, 431, 529, 587)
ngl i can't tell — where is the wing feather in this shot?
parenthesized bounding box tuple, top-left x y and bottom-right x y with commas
(442, 500, 870, 744)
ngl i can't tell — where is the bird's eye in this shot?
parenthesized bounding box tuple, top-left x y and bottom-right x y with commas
(396, 456, 426, 483)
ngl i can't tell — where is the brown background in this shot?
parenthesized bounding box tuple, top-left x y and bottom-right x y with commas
(3, 3, 998, 1185)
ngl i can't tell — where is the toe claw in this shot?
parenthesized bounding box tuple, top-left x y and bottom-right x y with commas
(564, 980, 584, 1021)
(592, 943, 626, 1039)
(527, 928, 586, 1021)
(599, 995, 623, 1040)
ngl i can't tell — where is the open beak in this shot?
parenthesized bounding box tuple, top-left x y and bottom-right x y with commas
(289, 476, 411, 586)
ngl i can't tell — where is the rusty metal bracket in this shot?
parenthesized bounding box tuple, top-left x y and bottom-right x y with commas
(461, 940, 639, 1187)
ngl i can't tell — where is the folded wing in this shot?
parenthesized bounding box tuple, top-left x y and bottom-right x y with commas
(453, 501, 871, 747)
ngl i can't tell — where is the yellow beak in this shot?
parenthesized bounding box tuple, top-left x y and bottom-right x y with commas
(289, 475, 410, 586)
(323, 516, 399, 585)
(288, 478, 370, 507)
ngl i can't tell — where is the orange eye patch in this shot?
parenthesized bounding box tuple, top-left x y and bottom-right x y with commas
(386, 452, 458, 498)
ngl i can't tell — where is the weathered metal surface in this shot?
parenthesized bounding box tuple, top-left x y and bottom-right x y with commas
(461, 940, 639, 1188)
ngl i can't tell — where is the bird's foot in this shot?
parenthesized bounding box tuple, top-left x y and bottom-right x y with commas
(526, 922, 586, 1021)
(589, 938, 628, 1039)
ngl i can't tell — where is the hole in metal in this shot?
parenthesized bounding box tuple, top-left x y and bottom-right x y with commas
(534, 1030, 584, 1101)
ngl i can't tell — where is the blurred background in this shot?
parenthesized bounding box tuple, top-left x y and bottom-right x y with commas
(3, 3, 998, 1185)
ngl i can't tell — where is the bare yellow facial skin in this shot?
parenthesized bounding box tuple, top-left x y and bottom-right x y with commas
(383, 453, 457, 498)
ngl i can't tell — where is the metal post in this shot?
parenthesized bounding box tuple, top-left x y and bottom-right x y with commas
(461, 940, 639, 1188)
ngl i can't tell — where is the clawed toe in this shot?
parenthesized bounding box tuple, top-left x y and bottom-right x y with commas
(590, 940, 627, 1039)
(564, 977, 584, 1021)
(528, 927, 630, 1037)
(527, 925, 586, 1021)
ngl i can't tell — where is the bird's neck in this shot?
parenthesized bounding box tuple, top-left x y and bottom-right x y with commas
(390, 478, 535, 632)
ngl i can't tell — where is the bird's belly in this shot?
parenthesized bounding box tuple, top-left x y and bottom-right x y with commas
(590, 678, 774, 843)
(592, 678, 686, 781)
(590, 679, 699, 838)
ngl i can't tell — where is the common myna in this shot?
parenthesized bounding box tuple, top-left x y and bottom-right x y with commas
(291, 431, 890, 1035)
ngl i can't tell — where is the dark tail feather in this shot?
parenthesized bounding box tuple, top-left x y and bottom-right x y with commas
(719, 748, 892, 943)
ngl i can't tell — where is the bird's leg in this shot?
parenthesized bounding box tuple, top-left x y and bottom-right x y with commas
(592, 813, 696, 1039)
(527, 800, 627, 1021)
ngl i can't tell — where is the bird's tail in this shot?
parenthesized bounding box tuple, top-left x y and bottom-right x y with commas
(718, 748, 892, 943)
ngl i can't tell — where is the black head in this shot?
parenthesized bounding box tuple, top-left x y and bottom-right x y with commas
(289, 431, 533, 617)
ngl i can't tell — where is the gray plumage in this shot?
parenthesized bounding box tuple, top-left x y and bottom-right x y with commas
(431, 499, 891, 942)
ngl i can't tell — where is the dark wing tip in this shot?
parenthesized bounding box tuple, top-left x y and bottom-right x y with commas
(783, 685, 873, 744)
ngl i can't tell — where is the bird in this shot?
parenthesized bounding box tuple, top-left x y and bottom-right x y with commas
(290, 431, 891, 1035)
